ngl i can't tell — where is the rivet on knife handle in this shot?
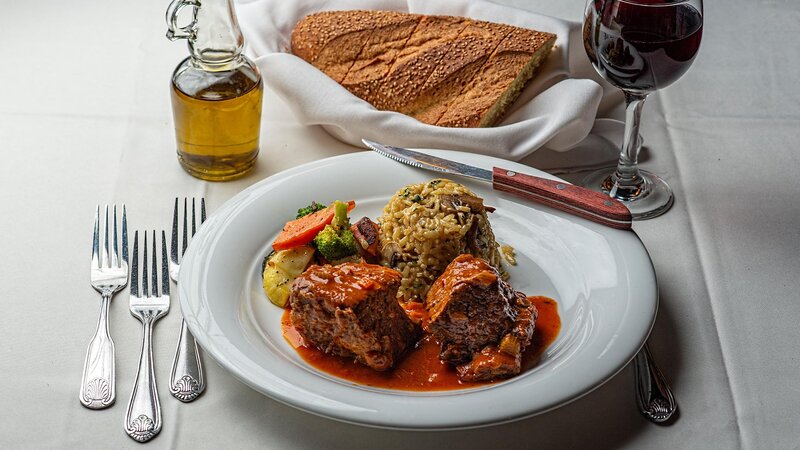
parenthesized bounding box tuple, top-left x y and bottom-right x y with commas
(492, 167, 632, 230)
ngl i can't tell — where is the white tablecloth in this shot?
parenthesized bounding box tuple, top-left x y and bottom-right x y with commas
(1, 0, 798, 448)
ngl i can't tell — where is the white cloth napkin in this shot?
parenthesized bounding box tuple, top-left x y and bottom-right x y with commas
(236, 0, 609, 160)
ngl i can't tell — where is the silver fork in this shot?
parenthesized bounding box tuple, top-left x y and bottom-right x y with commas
(635, 342, 677, 423)
(80, 205, 128, 409)
(125, 231, 170, 443)
(168, 198, 206, 402)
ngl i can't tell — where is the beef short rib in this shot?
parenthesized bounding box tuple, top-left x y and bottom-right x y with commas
(425, 254, 537, 381)
(289, 263, 420, 371)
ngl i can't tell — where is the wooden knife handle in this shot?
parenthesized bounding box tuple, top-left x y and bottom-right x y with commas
(492, 167, 632, 230)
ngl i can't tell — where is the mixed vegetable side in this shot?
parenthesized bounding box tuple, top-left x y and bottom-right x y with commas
(263, 200, 380, 307)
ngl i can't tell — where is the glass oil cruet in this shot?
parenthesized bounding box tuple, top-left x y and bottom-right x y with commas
(166, 0, 263, 181)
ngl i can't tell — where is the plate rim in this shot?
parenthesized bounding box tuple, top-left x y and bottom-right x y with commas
(179, 149, 658, 430)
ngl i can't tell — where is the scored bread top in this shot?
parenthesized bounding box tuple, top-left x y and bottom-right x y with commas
(438, 27, 557, 127)
(291, 10, 556, 128)
(291, 10, 420, 83)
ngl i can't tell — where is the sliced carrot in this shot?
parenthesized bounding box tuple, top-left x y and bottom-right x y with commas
(272, 200, 355, 251)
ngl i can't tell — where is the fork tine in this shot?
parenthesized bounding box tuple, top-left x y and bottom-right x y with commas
(92, 205, 100, 269)
(103, 205, 110, 268)
(151, 230, 158, 297)
(142, 232, 149, 298)
(182, 198, 188, 257)
(161, 231, 170, 295)
(122, 205, 128, 265)
(131, 231, 139, 297)
(201, 198, 207, 224)
(191, 198, 197, 237)
(171, 198, 179, 266)
(111, 205, 119, 268)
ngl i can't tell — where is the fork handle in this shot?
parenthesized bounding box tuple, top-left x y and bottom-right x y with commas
(634, 342, 677, 423)
(125, 319, 162, 442)
(79, 293, 115, 409)
(169, 319, 205, 402)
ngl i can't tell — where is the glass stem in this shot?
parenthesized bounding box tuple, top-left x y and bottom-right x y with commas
(608, 91, 648, 201)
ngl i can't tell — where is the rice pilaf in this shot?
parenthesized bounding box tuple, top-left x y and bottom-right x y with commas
(378, 179, 503, 301)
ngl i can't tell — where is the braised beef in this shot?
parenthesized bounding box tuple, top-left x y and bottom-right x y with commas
(425, 254, 537, 381)
(289, 263, 420, 371)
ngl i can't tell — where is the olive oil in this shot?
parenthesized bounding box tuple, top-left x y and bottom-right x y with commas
(170, 60, 262, 181)
(166, 0, 262, 181)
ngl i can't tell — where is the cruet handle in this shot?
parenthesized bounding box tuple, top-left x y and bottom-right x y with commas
(166, 0, 200, 41)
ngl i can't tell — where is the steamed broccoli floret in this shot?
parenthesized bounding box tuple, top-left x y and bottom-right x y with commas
(314, 226, 358, 260)
(313, 200, 358, 260)
(331, 200, 349, 228)
(296, 201, 326, 219)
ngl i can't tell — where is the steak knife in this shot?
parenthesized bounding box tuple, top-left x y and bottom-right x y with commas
(363, 139, 632, 230)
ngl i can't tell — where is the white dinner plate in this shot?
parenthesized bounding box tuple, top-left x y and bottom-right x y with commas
(179, 150, 658, 430)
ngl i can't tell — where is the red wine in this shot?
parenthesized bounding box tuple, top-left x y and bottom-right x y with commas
(584, 0, 703, 92)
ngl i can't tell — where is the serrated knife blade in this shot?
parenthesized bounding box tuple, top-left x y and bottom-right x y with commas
(363, 139, 632, 230)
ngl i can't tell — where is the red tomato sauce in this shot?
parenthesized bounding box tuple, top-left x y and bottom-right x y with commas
(281, 296, 561, 391)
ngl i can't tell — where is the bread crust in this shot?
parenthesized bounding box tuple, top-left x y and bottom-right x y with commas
(291, 10, 556, 127)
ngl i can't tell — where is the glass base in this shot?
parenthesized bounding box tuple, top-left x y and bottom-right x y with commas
(177, 150, 258, 182)
(581, 168, 674, 220)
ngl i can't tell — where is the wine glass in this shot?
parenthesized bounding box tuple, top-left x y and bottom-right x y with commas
(582, 0, 703, 219)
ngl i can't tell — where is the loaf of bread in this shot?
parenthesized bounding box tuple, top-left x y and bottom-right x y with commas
(291, 10, 556, 128)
